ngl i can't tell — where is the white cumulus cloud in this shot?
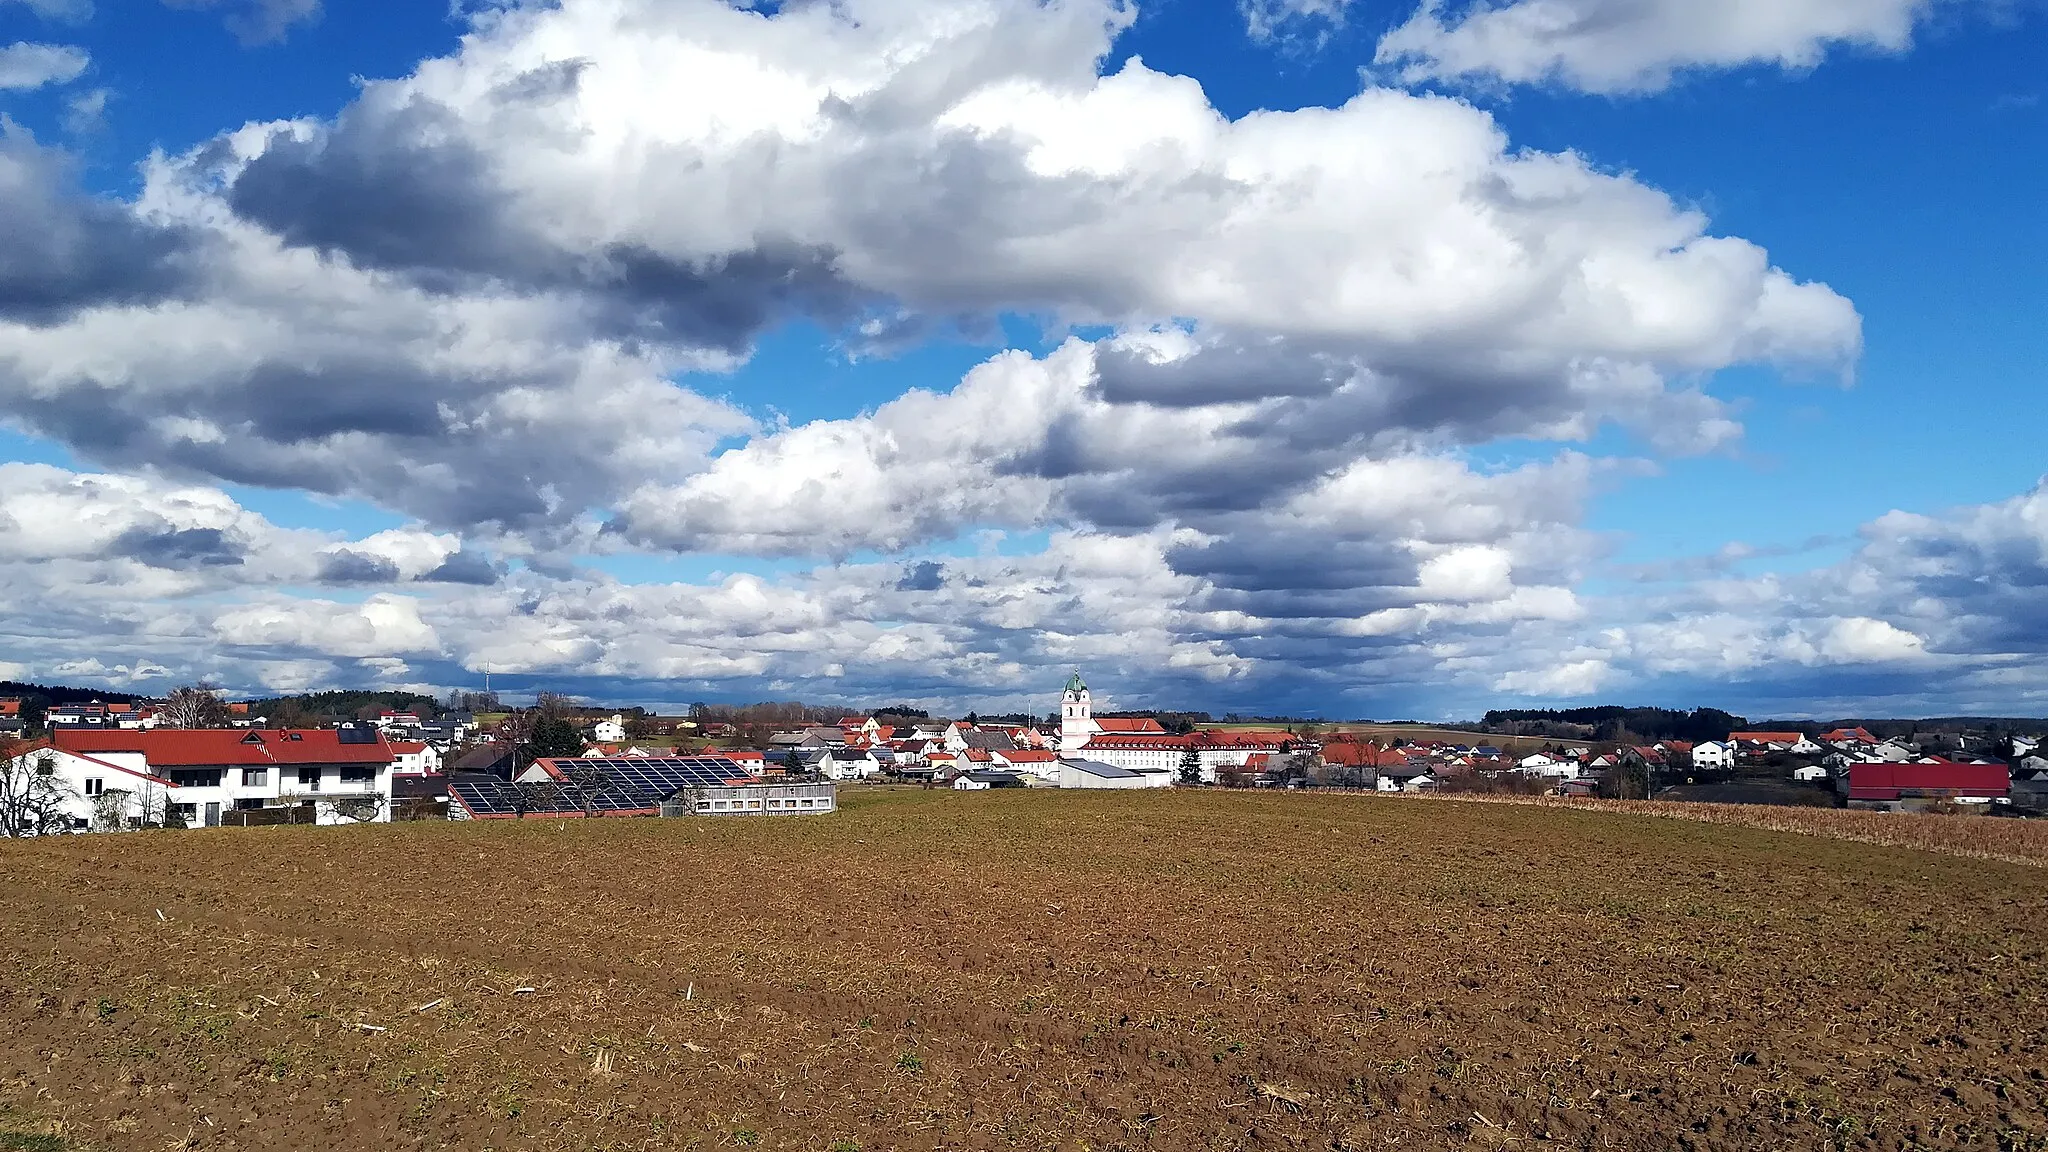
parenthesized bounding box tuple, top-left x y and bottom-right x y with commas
(1376, 0, 1947, 94)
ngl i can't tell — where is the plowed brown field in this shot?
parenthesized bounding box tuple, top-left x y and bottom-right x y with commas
(2, 790, 2044, 1151)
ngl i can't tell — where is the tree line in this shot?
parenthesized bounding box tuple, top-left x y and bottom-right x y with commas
(1481, 707, 1749, 743)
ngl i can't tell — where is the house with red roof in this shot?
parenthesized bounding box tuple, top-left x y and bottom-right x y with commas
(46, 727, 400, 828)
(1729, 731, 1822, 756)
(388, 740, 443, 774)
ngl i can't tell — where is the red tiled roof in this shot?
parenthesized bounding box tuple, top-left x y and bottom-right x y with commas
(389, 741, 429, 754)
(1095, 718, 1167, 734)
(1195, 730, 1293, 749)
(1320, 742, 1407, 768)
(1730, 732, 1806, 745)
(53, 728, 394, 767)
(1849, 760, 2008, 801)
(1822, 728, 1877, 744)
(999, 749, 1058, 763)
(1083, 733, 1194, 750)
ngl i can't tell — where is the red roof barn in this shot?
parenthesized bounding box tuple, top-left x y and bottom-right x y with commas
(1847, 760, 2008, 803)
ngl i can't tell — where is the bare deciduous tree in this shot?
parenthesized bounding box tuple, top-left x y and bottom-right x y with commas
(92, 787, 134, 832)
(319, 796, 384, 824)
(0, 742, 74, 837)
(158, 683, 230, 730)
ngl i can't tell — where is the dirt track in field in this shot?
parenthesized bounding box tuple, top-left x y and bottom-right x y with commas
(2, 790, 2044, 1151)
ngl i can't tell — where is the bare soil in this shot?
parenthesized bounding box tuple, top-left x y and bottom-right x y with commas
(2, 790, 2043, 1151)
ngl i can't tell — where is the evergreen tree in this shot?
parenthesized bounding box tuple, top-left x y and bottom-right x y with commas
(526, 716, 587, 765)
(1178, 743, 1203, 786)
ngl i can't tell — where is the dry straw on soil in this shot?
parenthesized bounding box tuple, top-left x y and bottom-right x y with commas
(1384, 790, 2048, 868)
(2, 790, 2044, 1151)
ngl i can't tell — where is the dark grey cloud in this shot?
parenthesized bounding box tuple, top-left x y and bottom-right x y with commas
(895, 560, 946, 591)
(315, 548, 401, 584)
(423, 549, 504, 585)
(225, 89, 866, 353)
(0, 130, 203, 323)
(1168, 535, 1421, 594)
(107, 525, 245, 569)
(1092, 341, 1353, 408)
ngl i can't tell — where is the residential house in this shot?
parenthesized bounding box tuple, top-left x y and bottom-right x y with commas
(450, 742, 516, 778)
(1376, 762, 1434, 791)
(592, 714, 628, 743)
(33, 727, 400, 828)
(46, 702, 114, 729)
(954, 770, 1026, 790)
(711, 748, 767, 775)
(1729, 731, 1823, 757)
(1691, 741, 1734, 770)
(818, 747, 882, 781)
(989, 747, 1062, 782)
(388, 740, 443, 774)
(837, 716, 883, 742)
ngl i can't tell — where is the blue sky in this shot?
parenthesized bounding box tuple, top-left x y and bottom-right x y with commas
(0, 0, 2043, 719)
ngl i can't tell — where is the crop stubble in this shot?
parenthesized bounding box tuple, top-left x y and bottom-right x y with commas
(0, 790, 2043, 1151)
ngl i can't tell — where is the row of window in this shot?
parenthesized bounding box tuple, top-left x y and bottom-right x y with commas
(78, 768, 385, 795)
(694, 797, 831, 811)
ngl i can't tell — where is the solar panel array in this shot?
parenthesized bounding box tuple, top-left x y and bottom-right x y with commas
(564, 756, 752, 796)
(450, 756, 753, 819)
(448, 777, 653, 818)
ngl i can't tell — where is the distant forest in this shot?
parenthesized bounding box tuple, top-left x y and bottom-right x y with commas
(1481, 707, 1749, 743)
(249, 690, 444, 723)
(0, 680, 143, 706)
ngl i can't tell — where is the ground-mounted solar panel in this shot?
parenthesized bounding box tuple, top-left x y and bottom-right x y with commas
(450, 778, 533, 816)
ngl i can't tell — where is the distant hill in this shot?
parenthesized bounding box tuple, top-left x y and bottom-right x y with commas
(0, 680, 145, 706)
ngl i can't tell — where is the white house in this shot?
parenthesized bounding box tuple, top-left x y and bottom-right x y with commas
(12, 728, 405, 829)
(592, 714, 627, 744)
(990, 748, 1062, 782)
(818, 747, 882, 781)
(2, 744, 173, 832)
(837, 716, 883, 742)
(388, 740, 443, 774)
(1792, 764, 1830, 782)
(1691, 741, 1734, 770)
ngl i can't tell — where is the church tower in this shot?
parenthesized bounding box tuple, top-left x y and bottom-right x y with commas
(1059, 671, 1095, 753)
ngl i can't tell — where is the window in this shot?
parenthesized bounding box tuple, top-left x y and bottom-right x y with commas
(83, 778, 104, 797)
(245, 769, 267, 787)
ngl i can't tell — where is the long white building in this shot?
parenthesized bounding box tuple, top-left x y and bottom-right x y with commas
(7, 728, 412, 830)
